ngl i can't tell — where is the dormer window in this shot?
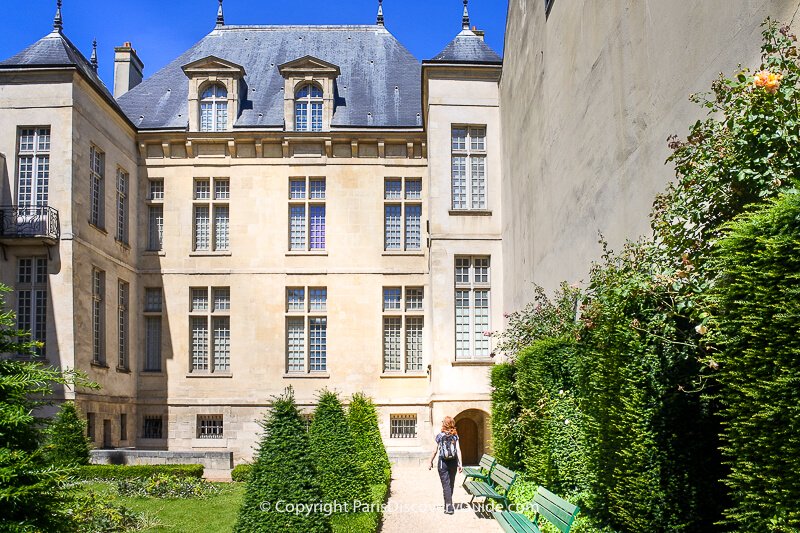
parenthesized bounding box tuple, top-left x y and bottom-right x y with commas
(200, 84, 229, 132)
(279, 56, 340, 132)
(295, 84, 323, 132)
(182, 56, 245, 133)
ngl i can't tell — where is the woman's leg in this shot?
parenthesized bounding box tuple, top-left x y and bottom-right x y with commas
(447, 459, 458, 505)
(437, 459, 454, 513)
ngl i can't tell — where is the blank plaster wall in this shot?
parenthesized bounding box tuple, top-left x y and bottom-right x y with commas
(500, 0, 800, 311)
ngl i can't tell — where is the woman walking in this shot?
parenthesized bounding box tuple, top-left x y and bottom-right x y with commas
(428, 416, 463, 514)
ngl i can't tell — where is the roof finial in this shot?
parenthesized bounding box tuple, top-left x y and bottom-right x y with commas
(462, 0, 470, 31)
(216, 0, 224, 26)
(90, 39, 98, 71)
(53, 0, 63, 32)
(377, 0, 384, 26)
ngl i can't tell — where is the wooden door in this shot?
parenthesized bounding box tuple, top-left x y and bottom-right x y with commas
(456, 418, 479, 465)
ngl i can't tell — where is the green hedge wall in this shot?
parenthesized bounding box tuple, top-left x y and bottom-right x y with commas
(73, 464, 204, 480)
(490, 363, 521, 470)
(709, 193, 800, 531)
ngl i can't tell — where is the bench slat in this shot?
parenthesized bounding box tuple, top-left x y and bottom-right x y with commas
(490, 464, 517, 490)
(531, 487, 580, 533)
(492, 511, 541, 533)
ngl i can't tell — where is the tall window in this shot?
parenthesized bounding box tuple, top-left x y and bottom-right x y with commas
(193, 178, 229, 252)
(382, 287, 424, 373)
(89, 145, 105, 228)
(384, 178, 422, 251)
(285, 286, 327, 373)
(92, 267, 105, 365)
(200, 84, 228, 132)
(117, 280, 129, 370)
(16, 257, 47, 357)
(295, 84, 323, 132)
(455, 256, 491, 359)
(288, 177, 325, 251)
(190, 287, 230, 373)
(451, 126, 487, 210)
(116, 168, 129, 244)
(147, 179, 164, 251)
(144, 288, 162, 372)
(16, 127, 50, 206)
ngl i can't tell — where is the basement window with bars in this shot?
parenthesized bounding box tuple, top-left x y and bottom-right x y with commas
(142, 416, 163, 439)
(197, 415, 224, 439)
(390, 414, 417, 439)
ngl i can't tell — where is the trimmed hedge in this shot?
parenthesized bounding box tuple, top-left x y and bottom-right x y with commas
(73, 464, 204, 480)
(709, 193, 800, 531)
(44, 401, 91, 466)
(309, 390, 372, 508)
(490, 363, 521, 470)
(234, 388, 329, 533)
(347, 393, 391, 485)
(231, 463, 253, 483)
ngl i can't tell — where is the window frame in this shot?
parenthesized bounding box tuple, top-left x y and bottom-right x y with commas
(382, 286, 424, 374)
(294, 83, 324, 132)
(146, 179, 164, 252)
(91, 267, 106, 366)
(384, 178, 423, 252)
(117, 279, 129, 371)
(115, 167, 129, 245)
(199, 83, 229, 133)
(189, 286, 231, 374)
(192, 178, 230, 253)
(143, 288, 163, 372)
(285, 285, 328, 374)
(142, 415, 163, 439)
(288, 177, 326, 252)
(16, 127, 51, 207)
(89, 145, 105, 229)
(451, 126, 488, 211)
(197, 414, 224, 439)
(389, 414, 418, 439)
(454, 255, 492, 360)
(15, 256, 47, 358)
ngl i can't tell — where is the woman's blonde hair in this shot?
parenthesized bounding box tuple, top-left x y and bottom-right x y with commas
(441, 416, 457, 436)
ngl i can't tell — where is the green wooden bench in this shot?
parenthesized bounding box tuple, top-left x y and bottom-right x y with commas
(463, 463, 517, 510)
(463, 454, 496, 484)
(492, 486, 580, 533)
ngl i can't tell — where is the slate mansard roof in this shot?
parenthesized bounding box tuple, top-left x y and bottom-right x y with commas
(118, 25, 423, 130)
(0, 30, 116, 103)
(428, 30, 503, 64)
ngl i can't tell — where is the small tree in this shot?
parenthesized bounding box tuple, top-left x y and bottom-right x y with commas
(309, 390, 371, 509)
(45, 402, 91, 466)
(234, 388, 329, 533)
(347, 393, 390, 485)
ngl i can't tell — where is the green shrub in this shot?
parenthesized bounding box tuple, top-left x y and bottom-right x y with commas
(309, 390, 372, 510)
(708, 193, 800, 531)
(73, 464, 204, 481)
(347, 393, 391, 485)
(66, 491, 153, 532)
(115, 473, 219, 499)
(234, 388, 329, 533)
(44, 402, 92, 466)
(490, 362, 521, 470)
(231, 463, 253, 483)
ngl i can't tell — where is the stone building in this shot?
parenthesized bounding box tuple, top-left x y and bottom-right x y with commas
(0, 0, 501, 464)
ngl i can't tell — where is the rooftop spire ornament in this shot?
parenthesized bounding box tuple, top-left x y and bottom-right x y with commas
(54, 0, 63, 32)
(462, 0, 470, 31)
(377, 0, 384, 26)
(90, 39, 98, 71)
(216, 0, 224, 27)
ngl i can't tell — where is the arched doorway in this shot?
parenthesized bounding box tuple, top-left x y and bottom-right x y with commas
(456, 418, 480, 465)
(454, 409, 489, 466)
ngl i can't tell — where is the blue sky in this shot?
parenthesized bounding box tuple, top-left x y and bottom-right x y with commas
(0, 0, 508, 89)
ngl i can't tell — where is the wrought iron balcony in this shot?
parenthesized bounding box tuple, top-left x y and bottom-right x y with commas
(0, 205, 60, 245)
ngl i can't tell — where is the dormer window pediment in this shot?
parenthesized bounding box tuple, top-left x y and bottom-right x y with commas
(279, 55, 340, 132)
(183, 55, 246, 132)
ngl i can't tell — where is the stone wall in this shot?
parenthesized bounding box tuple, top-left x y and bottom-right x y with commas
(500, 0, 800, 310)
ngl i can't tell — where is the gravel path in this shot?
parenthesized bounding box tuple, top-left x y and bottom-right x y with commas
(380, 464, 503, 532)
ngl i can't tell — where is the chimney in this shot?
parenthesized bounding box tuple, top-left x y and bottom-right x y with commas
(113, 42, 144, 98)
(472, 26, 485, 40)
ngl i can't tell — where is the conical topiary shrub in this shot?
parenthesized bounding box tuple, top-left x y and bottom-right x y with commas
(309, 390, 372, 509)
(347, 393, 390, 485)
(234, 388, 330, 533)
(45, 401, 92, 466)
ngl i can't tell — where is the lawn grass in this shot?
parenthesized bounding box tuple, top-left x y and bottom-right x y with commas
(80, 481, 244, 533)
